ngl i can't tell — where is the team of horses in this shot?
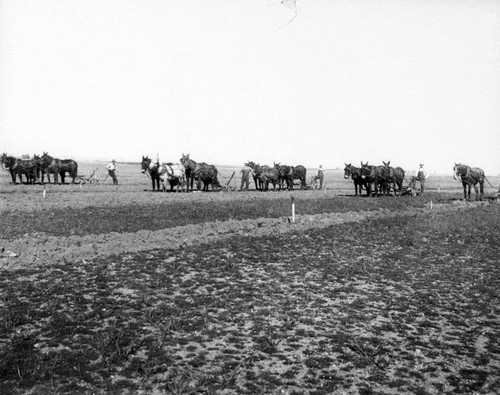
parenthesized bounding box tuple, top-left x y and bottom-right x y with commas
(2, 152, 493, 201)
(140, 154, 309, 193)
(342, 161, 493, 201)
(1, 152, 78, 184)
(344, 161, 407, 197)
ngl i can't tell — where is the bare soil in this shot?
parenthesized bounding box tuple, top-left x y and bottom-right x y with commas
(1, 173, 499, 394)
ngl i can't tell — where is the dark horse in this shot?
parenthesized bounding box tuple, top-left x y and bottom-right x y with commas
(141, 156, 161, 191)
(453, 163, 488, 201)
(361, 162, 388, 197)
(39, 152, 78, 184)
(258, 165, 280, 191)
(194, 163, 221, 191)
(382, 161, 405, 196)
(180, 153, 198, 192)
(13, 157, 41, 184)
(275, 163, 307, 190)
(344, 163, 368, 196)
(1, 153, 41, 184)
(245, 161, 264, 191)
(1, 153, 24, 184)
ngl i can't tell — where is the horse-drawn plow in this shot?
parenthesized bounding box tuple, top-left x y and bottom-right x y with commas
(75, 168, 100, 185)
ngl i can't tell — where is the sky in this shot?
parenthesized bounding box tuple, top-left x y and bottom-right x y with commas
(1, 0, 499, 175)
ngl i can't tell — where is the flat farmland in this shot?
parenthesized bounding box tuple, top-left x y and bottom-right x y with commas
(1, 161, 499, 394)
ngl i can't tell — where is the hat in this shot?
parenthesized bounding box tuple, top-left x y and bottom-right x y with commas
(419, 163, 424, 167)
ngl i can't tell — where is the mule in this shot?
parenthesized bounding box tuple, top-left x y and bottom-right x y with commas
(258, 165, 280, 191)
(453, 163, 486, 201)
(141, 156, 161, 191)
(180, 153, 198, 192)
(159, 162, 186, 192)
(382, 161, 405, 196)
(1, 153, 24, 184)
(245, 161, 264, 191)
(40, 152, 78, 184)
(194, 162, 221, 191)
(275, 164, 307, 190)
(361, 162, 387, 197)
(344, 163, 368, 196)
(15, 157, 41, 184)
(32, 154, 52, 184)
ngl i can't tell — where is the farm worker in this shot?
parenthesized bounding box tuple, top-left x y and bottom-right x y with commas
(316, 165, 326, 189)
(106, 159, 118, 185)
(414, 164, 428, 194)
(240, 164, 253, 191)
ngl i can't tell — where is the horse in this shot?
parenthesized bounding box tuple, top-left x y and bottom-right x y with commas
(344, 163, 368, 196)
(194, 162, 221, 191)
(32, 154, 51, 184)
(159, 162, 186, 192)
(382, 161, 405, 196)
(39, 152, 78, 184)
(274, 162, 289, 190)
(141, 156, 161, 191)
(275, 164, 307, 190)
(453, 163, 487, 201)
(361, 162, 387, 197)
(1, 153, 24, 184)
(258, 165, 280, 191)
(291, 165, 307, 189)
(180, 153, 198, 192)
(245, 161, 264, 191)
(13, 157, 41, 184)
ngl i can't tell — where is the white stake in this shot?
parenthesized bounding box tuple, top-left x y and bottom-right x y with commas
(291, 196, 295, 223)
(43, 188, 46, 198)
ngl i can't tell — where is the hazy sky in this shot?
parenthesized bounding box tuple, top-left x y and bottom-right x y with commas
(1, 0, 499, 174)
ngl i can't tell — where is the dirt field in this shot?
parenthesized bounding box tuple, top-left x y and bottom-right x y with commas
(1, 162, 499, 394)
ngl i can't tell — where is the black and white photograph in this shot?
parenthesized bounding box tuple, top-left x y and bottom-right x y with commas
(1, 0, 499, 393)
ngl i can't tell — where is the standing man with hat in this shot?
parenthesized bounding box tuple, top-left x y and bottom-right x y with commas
(106, 159, 118, 185)
(415, 163, 428, 195)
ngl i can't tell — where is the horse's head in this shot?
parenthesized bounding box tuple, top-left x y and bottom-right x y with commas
(360, 162, 371, 176)
(180, 153, 190, 164)
(245, 161, 258, 171)
(39, 152, 51, 167)
(383, 160, 391, 168)
(344, 163, 351, 179)
(0, 153, 7, 170)
(141, 156, 151, 174)
(453, 163, 466, 180)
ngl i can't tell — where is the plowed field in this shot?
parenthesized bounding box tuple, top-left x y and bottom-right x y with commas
(1, 163, 499, 394)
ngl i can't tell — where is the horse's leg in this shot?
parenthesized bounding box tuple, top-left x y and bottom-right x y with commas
(479, 181, 484, 201)
(474, 184, 480, 201)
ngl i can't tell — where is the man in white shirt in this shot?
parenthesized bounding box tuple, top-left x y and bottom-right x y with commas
(106, 159, 118, 185)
